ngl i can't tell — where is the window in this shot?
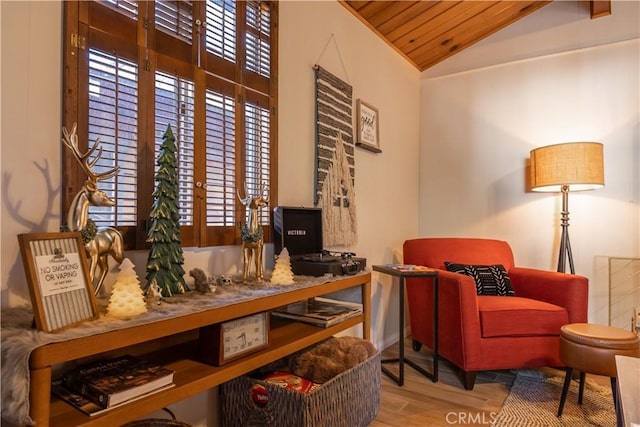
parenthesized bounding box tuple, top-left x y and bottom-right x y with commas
(62, 0, 278, 249)
(154, 70, 195, 225)
(87, 49, 139, 227)
(205, 89, 236, 227)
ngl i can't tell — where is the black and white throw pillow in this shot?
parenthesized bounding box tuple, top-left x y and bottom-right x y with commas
(444, 262, 515, 296)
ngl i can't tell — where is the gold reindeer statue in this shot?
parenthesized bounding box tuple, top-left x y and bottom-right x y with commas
(238, 183, 269, 283)
(62, 124, 125, 294)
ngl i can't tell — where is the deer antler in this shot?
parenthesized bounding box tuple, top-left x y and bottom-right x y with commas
(62, 123, 119, 183)
(237, 182, 251, 206)
(261, 181, 270, 204)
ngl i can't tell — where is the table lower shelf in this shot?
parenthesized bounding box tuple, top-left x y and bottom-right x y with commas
(48, 316, 364, 427)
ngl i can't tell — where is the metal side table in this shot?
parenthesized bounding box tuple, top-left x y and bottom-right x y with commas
(373, 264, 439, 386)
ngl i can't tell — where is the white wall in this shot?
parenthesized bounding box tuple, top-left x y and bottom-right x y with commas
(420, 0, 640, 325)
(1, 1, 420, 425)
(1, 1, 64, 309)
(278, 0, 421, 352)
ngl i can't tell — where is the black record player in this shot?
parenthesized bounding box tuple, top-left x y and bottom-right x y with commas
(295, 250, 365, 277)
(273, 206, 366, 277)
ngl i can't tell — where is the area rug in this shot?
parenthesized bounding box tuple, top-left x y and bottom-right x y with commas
(492, 370, 616, 427)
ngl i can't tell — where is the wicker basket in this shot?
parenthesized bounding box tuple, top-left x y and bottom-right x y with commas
(121, 420, 190, 427)
(220, 351, 381, 427)
(120, 408, 191, 427)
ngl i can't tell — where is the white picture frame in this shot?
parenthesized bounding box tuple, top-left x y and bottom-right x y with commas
(356, 99, 381, 153)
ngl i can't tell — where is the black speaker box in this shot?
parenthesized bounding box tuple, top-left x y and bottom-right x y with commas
(273, 206, 323, 257)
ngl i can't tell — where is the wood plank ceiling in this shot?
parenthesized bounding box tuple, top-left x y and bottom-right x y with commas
(340, 1, 611, 72)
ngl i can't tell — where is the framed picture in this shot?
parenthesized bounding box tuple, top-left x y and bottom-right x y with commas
(356, 99, 382, 153)
(18, 232, 99, 332)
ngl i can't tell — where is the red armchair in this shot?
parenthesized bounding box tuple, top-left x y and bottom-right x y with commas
(403, 237, 588, 390)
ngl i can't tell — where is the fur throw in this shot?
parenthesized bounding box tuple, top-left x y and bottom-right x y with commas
(288, 337, 377, 384)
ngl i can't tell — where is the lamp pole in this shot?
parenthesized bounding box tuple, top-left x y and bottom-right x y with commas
(557, 185, 575, 274)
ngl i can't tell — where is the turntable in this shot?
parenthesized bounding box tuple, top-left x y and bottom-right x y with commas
(273, 207, 366, 277)
(301, 252, 340, 262)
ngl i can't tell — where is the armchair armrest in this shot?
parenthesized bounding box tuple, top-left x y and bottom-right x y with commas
(436, 270, 481, 331)
(406, 269, 483, 368)
(509, 267, 588, 323)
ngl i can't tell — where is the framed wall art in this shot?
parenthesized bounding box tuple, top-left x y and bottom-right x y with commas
(356, 99, 381, 153)
(18, 232, 99, 332)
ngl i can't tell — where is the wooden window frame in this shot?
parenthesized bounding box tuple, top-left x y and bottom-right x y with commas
(62, 0, 278, 250)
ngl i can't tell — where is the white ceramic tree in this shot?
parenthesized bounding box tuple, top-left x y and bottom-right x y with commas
(270, 248, 295, 285)
(107, 258, 147, 318)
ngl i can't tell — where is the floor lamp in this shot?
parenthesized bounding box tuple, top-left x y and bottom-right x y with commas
(530, 142, 604, 274)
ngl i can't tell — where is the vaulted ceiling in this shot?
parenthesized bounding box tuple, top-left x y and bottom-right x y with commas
(340, 1, 612, 72)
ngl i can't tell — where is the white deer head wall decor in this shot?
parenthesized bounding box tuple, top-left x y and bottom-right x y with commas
(237, 182, 269, 283)
(62, 124, 124, 294)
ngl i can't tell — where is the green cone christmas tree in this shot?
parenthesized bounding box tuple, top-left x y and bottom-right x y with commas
(146, 125, 188, 297)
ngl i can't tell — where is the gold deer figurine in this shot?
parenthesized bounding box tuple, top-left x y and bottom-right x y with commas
(238, 183, 269, 283)
(62, 124, 124, 294)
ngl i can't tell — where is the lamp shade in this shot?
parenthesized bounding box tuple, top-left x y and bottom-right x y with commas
(530, 142, 604, 192)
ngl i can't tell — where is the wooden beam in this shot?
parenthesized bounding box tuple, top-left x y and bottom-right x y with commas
(590, 0, 611, 19)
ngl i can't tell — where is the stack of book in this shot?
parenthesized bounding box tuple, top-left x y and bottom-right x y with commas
(52, 355, 175, 416)
(271, 297, 363, 328)
(381, 264, 433, 272)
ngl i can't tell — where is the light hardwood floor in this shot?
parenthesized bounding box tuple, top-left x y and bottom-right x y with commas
(371, 339, 516, 427)
(371, 338, 611, 427)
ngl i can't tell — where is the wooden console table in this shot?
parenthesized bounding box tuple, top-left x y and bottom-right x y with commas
(9, 273, 370, 427)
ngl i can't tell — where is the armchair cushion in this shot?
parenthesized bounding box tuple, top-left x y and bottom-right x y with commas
(444, 262, 515, 296)
(478, 296, 569, 338)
